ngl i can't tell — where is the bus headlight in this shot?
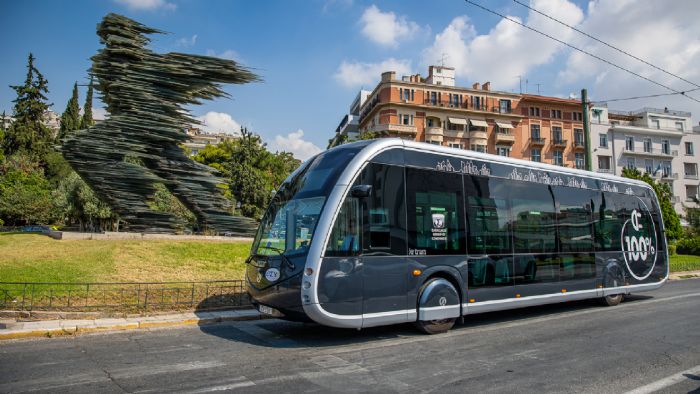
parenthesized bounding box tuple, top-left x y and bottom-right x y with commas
(302, 281, 311, 289)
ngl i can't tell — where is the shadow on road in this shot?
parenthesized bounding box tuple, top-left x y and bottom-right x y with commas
(193, 294, 654, 349)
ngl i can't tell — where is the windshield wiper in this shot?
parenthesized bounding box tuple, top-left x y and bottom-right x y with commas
(253, 245, 296, 271)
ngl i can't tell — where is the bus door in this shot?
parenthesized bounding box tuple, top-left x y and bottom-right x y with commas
(358, 164, 408, 317)
(464, 176, 516, 303)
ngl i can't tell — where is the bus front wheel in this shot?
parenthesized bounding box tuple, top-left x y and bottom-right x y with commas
(414, 278, 459, 334)
(599, 269, 624, 306)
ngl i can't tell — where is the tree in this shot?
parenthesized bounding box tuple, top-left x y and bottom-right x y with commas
(53, 171, 118, 232)
(80, 77, 95, 129)
(194, 127, 301, 219)
(0, 154, 55, 226)
(59, 82, 81, 139)
(621, 167, 682, 240)
(3, 53, 52, 159)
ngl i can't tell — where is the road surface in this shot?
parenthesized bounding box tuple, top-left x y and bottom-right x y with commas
(1, 278, 699, 393)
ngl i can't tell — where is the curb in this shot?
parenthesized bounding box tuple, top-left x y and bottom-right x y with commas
(0, 309, 263, 341)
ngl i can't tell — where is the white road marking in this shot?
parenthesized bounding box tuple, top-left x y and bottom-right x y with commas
(624, 364, 700, 394)
(185, 376, 256, 393)
(110, 360, 226, 379)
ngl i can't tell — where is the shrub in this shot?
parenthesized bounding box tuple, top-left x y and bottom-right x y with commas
(676, 237, 700, 256)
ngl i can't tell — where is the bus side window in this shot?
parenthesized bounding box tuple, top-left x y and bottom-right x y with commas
(511, 183, 557, 254)
(464, 176, 512, 255)
(360, 163, 406, 255)
(406, 168, 465, 255)
(325, 195, 361, 257)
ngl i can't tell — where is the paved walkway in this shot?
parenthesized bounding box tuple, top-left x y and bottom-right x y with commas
(0, 309, 262, 340)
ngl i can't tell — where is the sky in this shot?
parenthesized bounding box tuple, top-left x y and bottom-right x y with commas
(3, 0, 700, 160)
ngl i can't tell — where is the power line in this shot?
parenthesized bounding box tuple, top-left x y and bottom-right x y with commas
(463, 0, 700, 104)
(512, 0, 700, 90)
(591, 87, 700, 103)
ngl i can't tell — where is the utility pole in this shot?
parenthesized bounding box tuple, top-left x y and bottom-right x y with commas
(582, 88, 592, 171)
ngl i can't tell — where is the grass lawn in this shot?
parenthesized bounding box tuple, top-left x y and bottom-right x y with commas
(0, 233, 252, 283)
(669, 254, 700, 273)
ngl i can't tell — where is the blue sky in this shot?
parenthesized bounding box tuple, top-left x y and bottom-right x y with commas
(3, 0, 699, 159)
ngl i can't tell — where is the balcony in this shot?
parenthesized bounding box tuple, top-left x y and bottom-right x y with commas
(552, 139, 568, 148)
(597, 168, 613, 174)
(425, 126, 444, 136)
(624, 147, 678, 157)
(444, 129, 468, 138)
(654, 172, 678, 181)
(670, 196, 681, 204)
(685, 173, 699, 180)
(529, 137, 546, 146)
(491, 107, 513, 114)
(574, 140, 585, 150)
(367, 123, 417, 135)
(495, 132, 516, 144)
(469, 130, 488, 140)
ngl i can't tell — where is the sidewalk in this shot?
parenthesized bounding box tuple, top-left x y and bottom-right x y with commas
(0, 309, 262, 341)
(669, 270, 700, 280)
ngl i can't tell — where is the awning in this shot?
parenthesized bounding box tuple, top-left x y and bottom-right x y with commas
(495, 121, 513, 129)
(448, 117, 467, 125)
(469, 119, 489, 128)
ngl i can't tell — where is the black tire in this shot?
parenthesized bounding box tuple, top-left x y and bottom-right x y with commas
(599, 269, 624, 306)
(414, 278, 458, 335)
(414, 317, 456, 335)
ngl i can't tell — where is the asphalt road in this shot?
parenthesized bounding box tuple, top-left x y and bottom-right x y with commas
(1, 279, 699, 394)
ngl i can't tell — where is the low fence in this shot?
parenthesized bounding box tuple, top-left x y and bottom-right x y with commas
(0, 280, 250, 312)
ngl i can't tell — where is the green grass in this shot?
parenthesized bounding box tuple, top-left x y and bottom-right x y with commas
(0, 233, 252, 283)
(669, 254, 700, 273)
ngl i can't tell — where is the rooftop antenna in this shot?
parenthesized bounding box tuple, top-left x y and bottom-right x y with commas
(536, 83, 543, 95)
(438, 53, 449, 67)
(516, 75, 522, 93)
(525, 79, 529, 93)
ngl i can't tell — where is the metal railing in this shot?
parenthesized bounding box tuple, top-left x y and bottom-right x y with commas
(0, 280, 250, 312)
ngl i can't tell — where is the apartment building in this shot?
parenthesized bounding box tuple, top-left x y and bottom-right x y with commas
(183, 128, 233, 156)
(590, 105, 699, 215)
(329, 90, 370, 147)
(517, 94, 585, 168)
(355, 66, 522, 155)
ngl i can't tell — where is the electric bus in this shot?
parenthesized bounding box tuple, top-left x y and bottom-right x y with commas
(246, 138, 668, 334)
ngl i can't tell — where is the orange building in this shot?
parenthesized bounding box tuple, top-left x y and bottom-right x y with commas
(339, 67, 586, 168)
(516, 95, 585, 169)
(354, 67, 522, 157)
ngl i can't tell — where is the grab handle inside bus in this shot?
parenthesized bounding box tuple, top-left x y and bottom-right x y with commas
(351, 184, 372, 198)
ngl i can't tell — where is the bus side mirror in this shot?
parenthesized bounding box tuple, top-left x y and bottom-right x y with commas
(351, 184, 372, 198)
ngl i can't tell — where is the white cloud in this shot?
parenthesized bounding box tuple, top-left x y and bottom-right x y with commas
(93, 107, 108, 121)
(269, 130, 323, 161)
(556, 0, 700, 117)
(205, 49, 240, 61)
(114, 0, 176, 11)
(176, 34, 197, 48)
(360, 5, 421, 47)
(422, 0, 583, 90)
(334, 58, 412, 88)
(195, 111, 241, 135)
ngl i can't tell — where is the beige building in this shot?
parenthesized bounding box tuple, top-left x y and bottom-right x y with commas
(183, 128, 234, 156)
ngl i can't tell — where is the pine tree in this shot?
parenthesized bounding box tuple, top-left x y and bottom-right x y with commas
(80, 77, 95, 129)
(59, 82, 81, 139)
(3, 53, 52, 158)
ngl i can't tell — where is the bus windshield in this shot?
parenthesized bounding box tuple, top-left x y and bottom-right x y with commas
(251, 142, 369, 257)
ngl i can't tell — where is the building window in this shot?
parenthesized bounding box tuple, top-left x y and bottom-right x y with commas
(652, 118, 660, 129)
(599, 133, 608, 148)
(575, 153, 584, 169)
(529, 107, 540, 117)
(531, 148, 541, 162)
(551, 109, 562, 119)
(470, 144, 486, 153)
(430, 91, 437, 105)
(447, 120, 463, 131)
(553, 150, 563, 166)
(643, 138, 652, 153)
(662, 161, 672, 177)
(662, 139, 670, 155)
(449, 142, 462, 149)
(572, 112, 583, 121)
(552, 126, 563, 144)
(496, 146, 510, 157)
(531, 124, 541, 139)
(626, 158, 636, 170)
(685, 163, 698, 179)
(499, 99, 511, 113)
(675, 121, 684, 131)
(686, 185, 699, 202)
(598, 156, 611, 171)
(429, 140, 441, 145)
(426, 118, 435, 128)
(473, 96, 483, 110)
(574, 129, 583, 145)
(625, 136, 634, 151)
(645, 159, 654, 174)
(685, 142, 694, 155)
(399, 114, 414, 126)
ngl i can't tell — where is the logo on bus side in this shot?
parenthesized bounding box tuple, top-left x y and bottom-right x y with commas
(621, 207, 657, 281)
(431, 213, 447, 241)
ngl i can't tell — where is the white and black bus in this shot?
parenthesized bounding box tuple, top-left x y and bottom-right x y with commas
(246, 139, 667, 334)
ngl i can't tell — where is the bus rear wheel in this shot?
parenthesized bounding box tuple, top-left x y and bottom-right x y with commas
(414, 317, 456, 334)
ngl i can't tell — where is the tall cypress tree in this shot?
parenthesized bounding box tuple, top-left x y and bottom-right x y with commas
(80, 77, 95, 129)
(3, 53, 52, 158)
(59, 82, 81, 139)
